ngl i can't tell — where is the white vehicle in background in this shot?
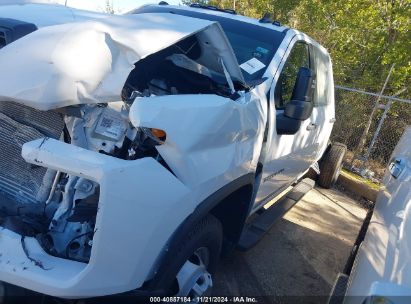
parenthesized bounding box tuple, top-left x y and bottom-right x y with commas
(329, 126, 411, 304)
(0, 1, 344, 300)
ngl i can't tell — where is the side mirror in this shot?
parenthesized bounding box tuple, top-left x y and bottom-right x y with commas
(284, 67, 314, 121)
(277, 67, 314, 135)
(284, 100, 313, 121)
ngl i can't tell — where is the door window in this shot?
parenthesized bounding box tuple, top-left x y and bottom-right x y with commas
(274, 42, 312, 109)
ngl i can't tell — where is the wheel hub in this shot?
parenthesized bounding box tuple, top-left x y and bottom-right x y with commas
(176, 247, 213, 299)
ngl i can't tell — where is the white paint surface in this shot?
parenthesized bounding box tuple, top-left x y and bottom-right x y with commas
(346, 127, 411, 302)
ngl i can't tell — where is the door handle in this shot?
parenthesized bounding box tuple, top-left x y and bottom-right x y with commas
(307, 123, 317, 131)
(389, 158, 405, 179)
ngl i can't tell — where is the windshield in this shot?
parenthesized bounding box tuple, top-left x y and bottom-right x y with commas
(130, 6, 285, 83)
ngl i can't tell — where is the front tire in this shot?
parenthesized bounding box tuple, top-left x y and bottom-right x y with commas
(154, 215, 223, 298)
(318, 143, 347, 189)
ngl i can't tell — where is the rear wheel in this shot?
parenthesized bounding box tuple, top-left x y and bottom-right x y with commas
(318, 143, 347, 189)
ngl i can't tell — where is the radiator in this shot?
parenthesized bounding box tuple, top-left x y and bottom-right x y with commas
(0, 101, 64, 209)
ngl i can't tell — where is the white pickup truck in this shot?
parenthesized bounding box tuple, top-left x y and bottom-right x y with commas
(0, 1, 345, 300)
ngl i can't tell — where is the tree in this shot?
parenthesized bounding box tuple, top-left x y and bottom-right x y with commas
(294, 0, 410, 94)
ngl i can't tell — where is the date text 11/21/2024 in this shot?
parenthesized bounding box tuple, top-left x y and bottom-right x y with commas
(149, 296, 258, 303)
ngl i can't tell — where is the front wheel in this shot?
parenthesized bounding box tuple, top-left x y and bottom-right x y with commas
(176, 247, 214, 297)
(318, 143, 347, 189)
(154, 214, 223, 299)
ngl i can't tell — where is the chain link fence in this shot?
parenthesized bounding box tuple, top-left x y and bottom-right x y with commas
(331, 87, 411, 182)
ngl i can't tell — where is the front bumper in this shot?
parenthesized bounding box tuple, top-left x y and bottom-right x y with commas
(0, 138, 193, 298)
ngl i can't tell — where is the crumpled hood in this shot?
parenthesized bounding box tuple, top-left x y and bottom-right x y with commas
(0, 13, 244, 110)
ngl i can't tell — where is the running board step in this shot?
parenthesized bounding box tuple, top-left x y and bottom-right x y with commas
(237, 178, 315, 251)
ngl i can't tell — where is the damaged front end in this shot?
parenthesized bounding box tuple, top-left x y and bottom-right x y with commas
(0, 12, 264, 298)
(0, 96, 186, 265)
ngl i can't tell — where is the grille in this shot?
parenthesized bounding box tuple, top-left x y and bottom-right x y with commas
(0, 102, 64, 208)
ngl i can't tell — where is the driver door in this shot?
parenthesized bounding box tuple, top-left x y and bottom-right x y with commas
(254, 38, 319, 206)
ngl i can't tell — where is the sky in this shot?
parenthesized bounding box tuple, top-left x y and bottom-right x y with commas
(56, 0, 181, 13)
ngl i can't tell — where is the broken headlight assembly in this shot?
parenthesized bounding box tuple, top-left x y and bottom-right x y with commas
(126, 127, 166, 160)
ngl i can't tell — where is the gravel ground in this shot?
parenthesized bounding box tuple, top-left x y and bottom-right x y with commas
(213, 187, 367, 303)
